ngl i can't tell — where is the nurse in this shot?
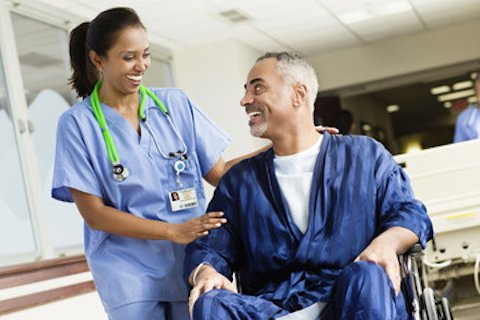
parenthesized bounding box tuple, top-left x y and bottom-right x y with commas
(51, 7, 258, 320)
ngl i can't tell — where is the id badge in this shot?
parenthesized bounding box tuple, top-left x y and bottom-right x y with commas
(169, 188, 199, 212)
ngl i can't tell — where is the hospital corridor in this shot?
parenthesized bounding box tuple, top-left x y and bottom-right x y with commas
(0, 0, 480, 319)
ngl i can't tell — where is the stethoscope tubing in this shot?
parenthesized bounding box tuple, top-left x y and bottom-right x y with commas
(90, 81, 188, 181)
(143, 115, 188, 161)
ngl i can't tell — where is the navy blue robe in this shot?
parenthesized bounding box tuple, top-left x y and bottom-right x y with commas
(185, 133, 433, 317)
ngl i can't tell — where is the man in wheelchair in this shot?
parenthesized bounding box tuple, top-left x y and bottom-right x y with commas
(184, 52, 434, 319)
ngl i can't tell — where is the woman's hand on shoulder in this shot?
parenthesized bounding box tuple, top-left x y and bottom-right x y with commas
(316, 125, 339, 134)
(168, 211, 227, 244)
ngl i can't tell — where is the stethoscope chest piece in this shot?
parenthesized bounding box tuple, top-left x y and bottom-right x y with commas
(113, 164, 129, 182)
(174, 160, 186, 174)
(174, 159, 186, 187)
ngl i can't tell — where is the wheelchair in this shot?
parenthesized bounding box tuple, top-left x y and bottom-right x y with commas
(233, 243, 454, 319)
(400, 244, 454, 320)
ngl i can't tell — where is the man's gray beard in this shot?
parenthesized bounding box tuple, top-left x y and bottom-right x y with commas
(250, 123, 268, 137)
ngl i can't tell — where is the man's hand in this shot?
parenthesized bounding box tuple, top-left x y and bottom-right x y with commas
(188, 264, 237, 317)
(354, 241, 401, 295)
(354, 227, 419, 295)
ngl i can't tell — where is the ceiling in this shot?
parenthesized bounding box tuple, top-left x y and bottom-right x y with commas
(21, 0, 480, 56)
(6, 0, 480, 145)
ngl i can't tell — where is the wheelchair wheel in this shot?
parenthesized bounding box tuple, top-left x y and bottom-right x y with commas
(422, 288, 438, 320)
(440, 297, 452, 320)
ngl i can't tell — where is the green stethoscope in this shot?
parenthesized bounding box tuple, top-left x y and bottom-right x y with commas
(90, 80, 188, 182)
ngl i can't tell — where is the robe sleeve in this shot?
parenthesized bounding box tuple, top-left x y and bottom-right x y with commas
(375, 147, 434, 248)
(184, 171, 242, 283)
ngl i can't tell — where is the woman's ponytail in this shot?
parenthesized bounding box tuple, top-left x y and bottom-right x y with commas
(68, 22, 98, 98)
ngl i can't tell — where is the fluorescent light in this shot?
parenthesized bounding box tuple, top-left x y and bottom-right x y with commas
(406, 140, 422, 154)
(430, 85, 450, 95)
(338, 1, 410, 24)
(372, 1, 410, 16)
(453, 80, 473, 91)
(362, 123, 372, 131)
(468, 96, 478, 104)
(338, 10, 371, 24)
(386, 104, 399, 113)
(437, 89, 475, 102)
(443, 102, 452, 109)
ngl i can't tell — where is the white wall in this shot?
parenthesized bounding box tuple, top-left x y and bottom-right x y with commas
(173, 40, 266, 199)
(173, 40, 266, 160)
(309, 19, 480, 91)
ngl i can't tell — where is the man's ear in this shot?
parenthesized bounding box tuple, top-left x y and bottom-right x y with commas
(293, 83, 308, 107)
(88, 50, 104, 72)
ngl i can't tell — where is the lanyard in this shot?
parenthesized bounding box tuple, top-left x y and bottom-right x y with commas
(90, 80, 187, 182)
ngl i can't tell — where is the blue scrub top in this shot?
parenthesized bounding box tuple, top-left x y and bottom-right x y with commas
(52, 88, 230, 311)
(454, 105, 480, 143)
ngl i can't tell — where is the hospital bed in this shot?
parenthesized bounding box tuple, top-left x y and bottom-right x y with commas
(395, 138, 480, 318)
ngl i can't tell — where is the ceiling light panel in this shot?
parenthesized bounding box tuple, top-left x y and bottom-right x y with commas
(255, 11, 343, 39)
(319, 0, 412, 20)
(250, 3, 356, 52)
(386, 104, 400, 112)
(319, 0, 390, 14)
(452, 80, 473, 91)
(437, 89, 475, 102)
(430, 85, 450, 95)
(238, 0, 318, 20)
(468, 96, 477, 104)
(144, 12, 225, 39)
(411, 0, 480, 29)
(318, 0, 424, 42)
(139, 0, 213, 21)
(208, 0, 286, 9)
(347, 13, 423, 42)
(337, 2, 412, 24)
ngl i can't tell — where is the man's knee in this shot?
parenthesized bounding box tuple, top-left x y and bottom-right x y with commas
(193, 289, 283, 320)
(338, 261, 391, 291)
(193, 289, 232, 319)
(326, 262, 399, 319)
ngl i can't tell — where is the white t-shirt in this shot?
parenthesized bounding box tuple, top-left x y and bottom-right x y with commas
(273, 136, 322, 233)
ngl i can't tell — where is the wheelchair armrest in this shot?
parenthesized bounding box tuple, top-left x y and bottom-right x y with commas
(403, 243, 422, 256)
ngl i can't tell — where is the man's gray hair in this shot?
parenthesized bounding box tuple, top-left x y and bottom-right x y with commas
(257, 52, 319, 108)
